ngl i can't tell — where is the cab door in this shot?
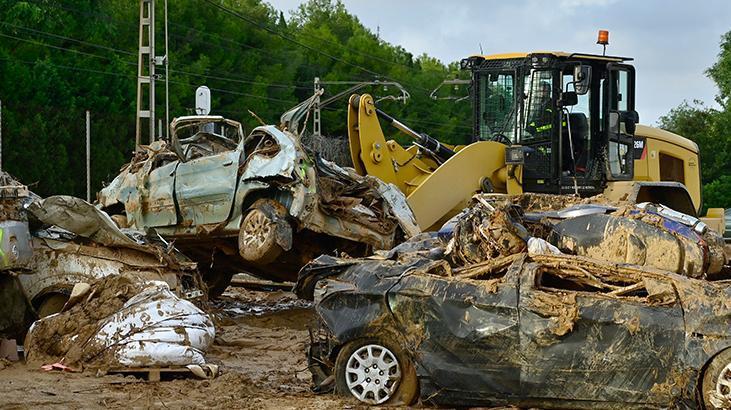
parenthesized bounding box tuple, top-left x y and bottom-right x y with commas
(175, 149, 241, 227)
(604, 64, 638, 180)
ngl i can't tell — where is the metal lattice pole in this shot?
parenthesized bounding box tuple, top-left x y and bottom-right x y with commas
(86, 110, 91, 202)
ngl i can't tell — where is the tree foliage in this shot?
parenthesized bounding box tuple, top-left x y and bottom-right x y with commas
(0, 0, 471, 198)
(659, 32, 731, 210)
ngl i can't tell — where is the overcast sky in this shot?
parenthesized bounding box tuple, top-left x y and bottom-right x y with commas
(267, 0, 731, 124)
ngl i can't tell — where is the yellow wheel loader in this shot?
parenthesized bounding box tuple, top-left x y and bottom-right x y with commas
(347, 51, 725, 233)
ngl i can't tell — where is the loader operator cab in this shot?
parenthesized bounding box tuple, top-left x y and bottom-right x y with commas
(462, 52, 639, 196)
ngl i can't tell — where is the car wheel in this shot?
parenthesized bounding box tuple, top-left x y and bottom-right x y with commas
(334, 337, 418, 405)
(702, 348, 731, 409)
(238, 206, 282, 265)
(37, 293, 69, 318)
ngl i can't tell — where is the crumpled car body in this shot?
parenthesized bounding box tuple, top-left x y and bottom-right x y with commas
(298, 195, 731, 409)
(300, 250, 731, 409)
(19, 195, 202, 316)
(98, 116, 418, 283)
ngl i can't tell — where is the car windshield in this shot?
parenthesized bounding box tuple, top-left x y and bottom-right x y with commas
(172, 119, 242, 160)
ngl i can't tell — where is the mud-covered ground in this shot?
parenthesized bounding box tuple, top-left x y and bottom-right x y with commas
(0, 287, 349, 409)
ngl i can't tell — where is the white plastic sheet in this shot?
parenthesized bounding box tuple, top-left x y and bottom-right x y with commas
(92, 281, 215, 367)
(527, 237, 563, 256)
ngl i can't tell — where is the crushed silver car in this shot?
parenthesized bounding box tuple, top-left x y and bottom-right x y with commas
(99, 116, 418, 296)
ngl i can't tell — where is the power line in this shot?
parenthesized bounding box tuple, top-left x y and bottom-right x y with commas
(0, 22, 313, 92)
(0, 31, 137, 66)
(169, 68, 308, 90)
(200, 0, 433, 94)
(20, 0, 307, 69)
(0, 21, 137, 56)
(0, 56, 297, 105)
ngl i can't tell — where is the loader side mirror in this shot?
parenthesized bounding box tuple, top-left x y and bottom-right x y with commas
(623, 110, 639, 135)
(573, 65, 592, 95)
(561, 91, 578, 107)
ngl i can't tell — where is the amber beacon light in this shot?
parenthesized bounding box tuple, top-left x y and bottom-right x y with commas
(597, 30, 610, 45)
(597, 30, 609, 55)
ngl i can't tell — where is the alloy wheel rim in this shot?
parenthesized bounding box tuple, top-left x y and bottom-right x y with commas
(243, 209, 271, 249)
(345, 344, 401, 404)
(716, 362, 731, 401)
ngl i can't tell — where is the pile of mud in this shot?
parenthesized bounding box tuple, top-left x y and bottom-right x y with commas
(25, 273, 214, 370)
(25, 274, 148, 368)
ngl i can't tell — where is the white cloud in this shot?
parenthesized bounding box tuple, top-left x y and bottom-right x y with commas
(265, 0, 731, 123)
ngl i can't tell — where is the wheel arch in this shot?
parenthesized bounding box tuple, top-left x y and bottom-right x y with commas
(697, 344, 731, 408)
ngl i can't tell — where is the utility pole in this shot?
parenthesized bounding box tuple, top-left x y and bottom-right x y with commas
(164, 0, 169, 141)
(135, 0, 155, 148)
(135, 0, 170, 147)
(86, 110, 91, 203)
(313, 77, 322, 137)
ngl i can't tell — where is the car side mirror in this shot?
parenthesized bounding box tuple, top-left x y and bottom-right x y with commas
(561, 91, 578, 107)
(573, 65, 592, 95)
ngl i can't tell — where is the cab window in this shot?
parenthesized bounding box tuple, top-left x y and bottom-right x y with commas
(562, 73, 591, 174)
(479, 72, 517, 142)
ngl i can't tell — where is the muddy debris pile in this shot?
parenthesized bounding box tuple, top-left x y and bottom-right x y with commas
(0, 170, 209, 376)
(25, 273, 216, 372)
(298, 193, 729, 301)
(444, 194, 729, 280)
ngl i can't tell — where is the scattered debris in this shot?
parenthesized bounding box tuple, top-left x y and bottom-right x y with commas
(19, 195, 204, 317)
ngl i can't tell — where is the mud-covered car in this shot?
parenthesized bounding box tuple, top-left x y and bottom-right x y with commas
(296, 196, 731, 409)
(99, 116, 418, 295)
(299, 250, 731, 409)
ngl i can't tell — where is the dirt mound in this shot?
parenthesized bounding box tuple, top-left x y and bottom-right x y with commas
(25, 274, 149, 368)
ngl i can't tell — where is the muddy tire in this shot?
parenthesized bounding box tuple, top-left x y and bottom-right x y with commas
(238, 205, 283, 265)
(205, 271, 234, 299)
(37, 293, 69, 318)
(702, 349, 731, 409)
(334, 337, 418, 406)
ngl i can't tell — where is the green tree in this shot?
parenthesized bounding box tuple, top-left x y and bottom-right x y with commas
(659, 32, 731, 210)
(0, 0, 471, 198)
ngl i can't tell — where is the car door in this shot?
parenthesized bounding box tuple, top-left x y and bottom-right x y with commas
(518, 260, 685, 406)
(175, 148, 241, 227)
(138, 160, 179, 228)
(387, 260, 522, 401)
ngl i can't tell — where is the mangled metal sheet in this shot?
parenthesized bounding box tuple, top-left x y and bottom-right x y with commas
(240, 126, 297, 180)
(30, 196, 142, 250)
(298, 193, 731, 408)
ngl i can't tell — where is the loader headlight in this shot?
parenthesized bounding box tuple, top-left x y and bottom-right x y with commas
(505, 146, 525, 165)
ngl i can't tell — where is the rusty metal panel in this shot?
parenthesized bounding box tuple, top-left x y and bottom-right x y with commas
(139, 160, 178, 228)
(175, 150, 239, 226)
